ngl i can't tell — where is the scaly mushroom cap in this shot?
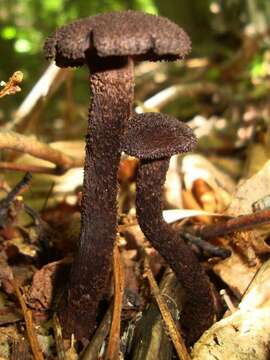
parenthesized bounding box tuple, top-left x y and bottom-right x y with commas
(122, 112, 197, 159)
(44, 10, 191, 67)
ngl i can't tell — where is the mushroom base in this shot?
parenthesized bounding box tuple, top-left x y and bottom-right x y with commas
(136, 158, 215, 344)
(59, 57, 134, 340)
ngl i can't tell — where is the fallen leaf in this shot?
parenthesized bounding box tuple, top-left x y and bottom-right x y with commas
(27, 259, 71, 311)
(192, 259, 270, 360)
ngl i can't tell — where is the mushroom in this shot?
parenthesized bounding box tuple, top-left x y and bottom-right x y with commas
(122, 112, 215, 344)
(44, 10, 191, 340)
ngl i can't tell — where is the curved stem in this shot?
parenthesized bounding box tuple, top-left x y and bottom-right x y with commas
(61, 57, 134, 340)
(136, 158, 214, 344)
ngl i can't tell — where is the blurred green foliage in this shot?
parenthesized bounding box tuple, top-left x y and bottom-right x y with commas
(0, 0, 157, 58)
(0, 0, 157, 100)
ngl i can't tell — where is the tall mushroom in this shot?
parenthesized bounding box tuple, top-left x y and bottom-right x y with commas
(44, 10, 191, 340)
(122, 112, 215, 344)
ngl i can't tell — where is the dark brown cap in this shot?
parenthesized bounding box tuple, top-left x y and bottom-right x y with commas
(122, 112, 197, 159)
(44, 10, 191, 67)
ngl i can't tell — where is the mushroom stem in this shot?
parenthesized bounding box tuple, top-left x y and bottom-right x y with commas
(60, 57, 134, 340)
(136, 158, 214, 344)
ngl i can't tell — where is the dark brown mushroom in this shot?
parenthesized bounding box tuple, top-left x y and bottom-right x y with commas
(122, 112, 215, 344)
(44, 10, 191, 340)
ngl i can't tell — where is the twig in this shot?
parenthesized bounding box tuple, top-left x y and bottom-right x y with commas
(197, 209, 270, 239)
(11, 279, 44, 360)
(5, 64, 69, 131)
(0, 172, 32, 206)
(0, 129, 83, 174)
(0, 161, 60, 174)
(106, 243, 124, 360)
(135, 82, 221, 112)
(0, 71, 23, 98)
(0, 172, 32, 227)
(181, 231, 231, 259)
(143, 257, 191, 360)
(220, 289, 237, 314)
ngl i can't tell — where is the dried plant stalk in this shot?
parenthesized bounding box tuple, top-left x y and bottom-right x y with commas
(106, 243, 124, 360)
(144, 257, 191, 360)
(11, 279, 44, 360)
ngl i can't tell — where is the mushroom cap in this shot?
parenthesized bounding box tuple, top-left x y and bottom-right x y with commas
(44, 10, 191, 67)
(122, 112, 197, 160)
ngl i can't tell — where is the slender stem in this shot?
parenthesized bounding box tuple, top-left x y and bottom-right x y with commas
(136, 158, 214, 344)
(61, 57, 134, 340)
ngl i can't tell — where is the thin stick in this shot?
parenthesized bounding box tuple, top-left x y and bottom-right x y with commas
(135, 82, 221, 112)
(0, 172, 32, 227)
(144, 257, 191, 360)
(220, 289, 237, 314)
(0, 172, 32, 206)
(5, 64, 69, 131)
(198, 209, 270, 239)
(11, 279, 44, 360)
(106, 243, 124, 360)
(181, 231, 231, 259)
(0, 161, 64, 174)
(0, 130, 83, 174)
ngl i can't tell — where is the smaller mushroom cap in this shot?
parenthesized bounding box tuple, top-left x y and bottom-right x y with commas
(44, 10, 191, 67)
(122, 112, 197, 159)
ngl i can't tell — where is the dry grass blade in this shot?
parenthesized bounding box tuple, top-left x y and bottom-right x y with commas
(53, 314, 66, 360)
(106, 243, 124, 360)
(143, 257, 191, 360)
(10, 279, 44, 360)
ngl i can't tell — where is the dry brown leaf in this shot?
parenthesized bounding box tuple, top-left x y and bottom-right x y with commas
(27, 258, 71, 311)
(192, 259, 270, 360)
(213, 248, 259, 297)
(229, 160, 270, 215)
(211, 161, 270, 297)
(244, 143, 269, 178)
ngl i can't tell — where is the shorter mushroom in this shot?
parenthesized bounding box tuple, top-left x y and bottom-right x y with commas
(122, 112, 215, 344)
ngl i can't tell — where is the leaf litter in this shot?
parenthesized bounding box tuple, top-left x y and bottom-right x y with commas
(2, 44, 270, 359)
